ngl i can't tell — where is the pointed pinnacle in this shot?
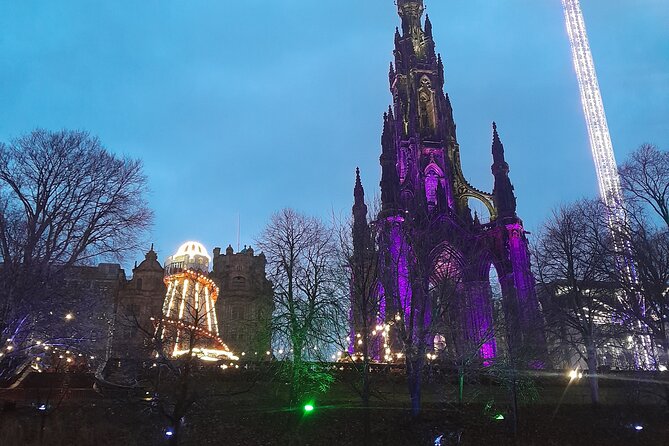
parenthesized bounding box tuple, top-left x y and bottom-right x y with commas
(354, 167, 365, 203)
(492, 121, 507, 165)
(492, 122, 502, 146)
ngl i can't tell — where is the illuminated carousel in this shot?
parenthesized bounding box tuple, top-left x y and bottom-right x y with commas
(157, 241, 237, 362)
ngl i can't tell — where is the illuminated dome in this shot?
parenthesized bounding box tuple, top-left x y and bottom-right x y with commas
(165, 240, 211, 274)
(175, 241, 211, 261)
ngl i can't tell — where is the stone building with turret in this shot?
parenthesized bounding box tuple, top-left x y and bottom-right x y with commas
(109, 246, 165, 361)
(105, 243, 273, 364)
(210, 245, 273, 356)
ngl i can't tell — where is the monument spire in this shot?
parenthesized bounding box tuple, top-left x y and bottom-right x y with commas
(352, 168, 371, 255)
(491, 122, 517, 219)
(397, 0, 424, 35)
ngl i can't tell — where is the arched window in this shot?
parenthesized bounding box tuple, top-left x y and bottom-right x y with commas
(424, 163, 443, 207)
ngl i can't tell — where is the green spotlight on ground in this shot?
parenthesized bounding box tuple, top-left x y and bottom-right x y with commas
(304, 404, 314, 413)
(494, 413, 505, 421)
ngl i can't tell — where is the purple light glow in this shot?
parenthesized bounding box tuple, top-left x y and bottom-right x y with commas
(425, 174, 438, 205)
(506, 223, 537, 331)
(466, 281, 497, 361)
(386, 220, 409, 323)
(389, 224, 412, 326)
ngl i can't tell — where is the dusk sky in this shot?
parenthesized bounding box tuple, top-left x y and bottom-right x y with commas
(1, 0, 667, 270)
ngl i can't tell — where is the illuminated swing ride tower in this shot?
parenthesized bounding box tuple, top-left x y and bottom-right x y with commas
(158, 241, 236, 361)
(562, 0, 624, 211)
(562, 0, 651, 368)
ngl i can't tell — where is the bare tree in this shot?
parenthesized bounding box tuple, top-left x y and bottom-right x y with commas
(614, 144, 669, 365)
(619, 143, 669, 229)
(431, 258, 496, 407)
(534, 199, 628, 405)
(600, 215, 669, 366)
(0, 129, 152, 380)
(152, 286, 215, 445)
(256, 208, 341, 406)
(329, 203, 382, 443)
(386, 198, 450, 418)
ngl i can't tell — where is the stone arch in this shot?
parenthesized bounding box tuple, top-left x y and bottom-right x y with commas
(429, 241, 464, 289)
(427, 241, 465, 358)
(452, 247, 500, 362)
(460, 192, 496, 222)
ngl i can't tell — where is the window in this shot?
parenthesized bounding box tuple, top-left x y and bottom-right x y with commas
(425, 172, 438, 205)
(232, 276, 246, 289)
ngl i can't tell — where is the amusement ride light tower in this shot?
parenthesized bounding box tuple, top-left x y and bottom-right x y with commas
(562, 0, 651, 368)
(158, 241, 237, 361)
(562, 0, 623, 211)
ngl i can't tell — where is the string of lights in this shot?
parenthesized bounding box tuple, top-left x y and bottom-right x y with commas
(562, 0, 652, 369)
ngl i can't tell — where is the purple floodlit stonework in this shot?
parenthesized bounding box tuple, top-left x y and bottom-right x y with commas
(389, 220, 412, 325)
(349, 0, 546, 364)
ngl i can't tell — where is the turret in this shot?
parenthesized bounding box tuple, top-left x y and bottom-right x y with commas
(380, 113, 400, 213)
(146, 243, 157, 262)
(352, 168, 371, 254)
(397, 0, 424, 35)
(491, 122, 517, 220)
(354, 168, 365, 205)
(424, 14, 433, 39)
(437, 54, 444, 84)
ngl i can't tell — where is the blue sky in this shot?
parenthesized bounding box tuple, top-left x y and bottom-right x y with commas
(1, 0, 667, 269)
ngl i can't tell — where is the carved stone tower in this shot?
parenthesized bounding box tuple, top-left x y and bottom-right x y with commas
(352, 0, 545, 363)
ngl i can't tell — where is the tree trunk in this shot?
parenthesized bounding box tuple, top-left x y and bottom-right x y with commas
(362, 358, 371, 444)
(457, 365, 464, 406)
(406, 355, 422, 418)
(663, 343, 669, 410)
(585, 338, 600, 406)
(290, 338, 303, 407)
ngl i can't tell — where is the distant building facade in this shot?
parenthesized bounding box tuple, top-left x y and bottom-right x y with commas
(210, 245, 273, 356)
(537, 280, 641, 371)
(109, 246, 165, 360)
(63, 263, 126, 362)
(63, 241, 273, 370)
